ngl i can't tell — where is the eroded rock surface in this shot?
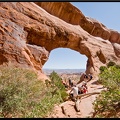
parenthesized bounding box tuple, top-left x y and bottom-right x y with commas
(35, 2, 120, 44)
(0, 2, 120, 80)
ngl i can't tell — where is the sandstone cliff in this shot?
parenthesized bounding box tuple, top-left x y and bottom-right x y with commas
(0, 2, 120, 80)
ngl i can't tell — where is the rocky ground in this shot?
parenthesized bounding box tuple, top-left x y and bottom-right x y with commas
(46, 77, 105, 118)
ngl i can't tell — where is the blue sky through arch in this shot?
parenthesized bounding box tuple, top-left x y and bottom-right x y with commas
(43, 48, 87, 69)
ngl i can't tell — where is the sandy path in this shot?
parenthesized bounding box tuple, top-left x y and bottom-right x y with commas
(47, 78, 105, 118)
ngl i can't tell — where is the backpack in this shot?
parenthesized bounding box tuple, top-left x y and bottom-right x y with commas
(90, 75, 93, 80)
(84, 74, 88, 79)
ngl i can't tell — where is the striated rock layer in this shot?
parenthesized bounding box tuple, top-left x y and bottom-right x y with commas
(0, 2, 120, 81)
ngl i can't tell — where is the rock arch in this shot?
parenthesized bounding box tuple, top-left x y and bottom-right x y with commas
(0, 2, 120, 80)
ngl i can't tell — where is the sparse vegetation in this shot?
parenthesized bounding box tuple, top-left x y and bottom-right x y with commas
(0, 67, 68, 118)
(93, 61, 120, 118)
(107, 61, 116, 67)
(1, 61, 120, 118)
(99, 66, 107, 72)
(49, 71, 68, 101)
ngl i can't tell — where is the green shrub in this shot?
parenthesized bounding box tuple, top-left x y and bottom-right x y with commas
(0, 66, 46, 117)
(60, 90, 68, 101)
(99, 66, 107, 72)
(115, 65, 120, 69)
(49, 71, 68, 100)
(0, 67, 68, 118)
(93, 65, 120, 118)
(107, 61, 116, 67)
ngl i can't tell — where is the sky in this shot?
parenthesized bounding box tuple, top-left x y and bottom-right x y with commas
(43, 2, 120, 69)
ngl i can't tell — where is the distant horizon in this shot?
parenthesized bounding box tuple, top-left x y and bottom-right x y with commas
(42, 68, 85, 70)
(42, 68, 85, 75)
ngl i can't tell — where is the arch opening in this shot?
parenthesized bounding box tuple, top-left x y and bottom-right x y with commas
(42, 48, 88, 75)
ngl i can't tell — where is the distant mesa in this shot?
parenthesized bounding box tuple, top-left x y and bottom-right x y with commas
(43, 68, 85, 75)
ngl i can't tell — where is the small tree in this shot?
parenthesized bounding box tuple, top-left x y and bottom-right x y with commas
(49, 71, 68, 101)
(93, 65, 120, 118)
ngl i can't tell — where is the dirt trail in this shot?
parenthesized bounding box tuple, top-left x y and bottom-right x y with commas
(47, 78, 105, 118)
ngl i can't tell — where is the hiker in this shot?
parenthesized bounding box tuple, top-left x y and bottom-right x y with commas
(88, 74, 93, 81)
(84, 73, 89, 82)
(68, 78, 73, 88)
(78, 81, 88, 94)
(77, 72, 87, 84)
(81, 81, 88, 94)
(69, 84, 79, 101)
(84, 73, 88, 79)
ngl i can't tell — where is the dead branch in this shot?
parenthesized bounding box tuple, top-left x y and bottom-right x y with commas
(61, 106, 67, 116)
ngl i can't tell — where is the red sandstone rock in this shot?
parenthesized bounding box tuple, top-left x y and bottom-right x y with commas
(0, 2, 120, 81)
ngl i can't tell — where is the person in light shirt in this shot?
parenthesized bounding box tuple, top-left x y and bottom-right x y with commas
(69, 84, 79, 101)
